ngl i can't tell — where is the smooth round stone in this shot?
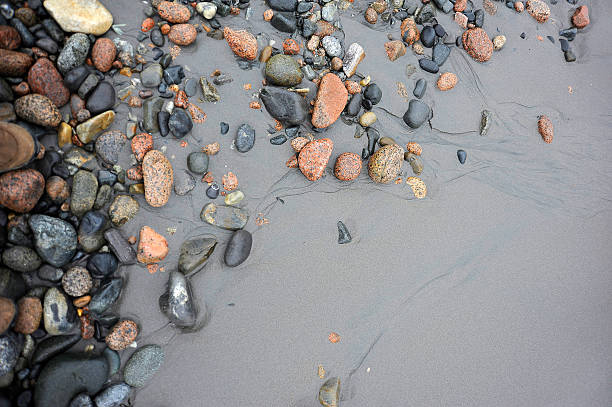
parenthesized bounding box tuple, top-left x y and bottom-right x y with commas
(363, 83, 382, 105)
(34, 354, 109, 407)
(150, 28, 164, 47)
(1, 246, 41, 272)
(142, 150, 173, 208)
(123, 345, 164, 388)
(270, 134, 287, 145)
(140, 63, 163, 88)
(86, 252, 118, 279)
(235, 123, 255, 153)
(224, 229, 252, 267)
(184, 78, 198, 97)
(62, 266, 92, 297)
(187, 152, 209, 174)
(29, 215, 77, 267)
(202, 181, 218, 198)
(31, 334, 80, 365)
(359, 111, 377, 127)
(403, 99, 431, 129)
(108, 194, 139, 226)
(413, 78, 427, 98)
(69, 393, 94, 407)
(88, 278, 122, 314)
(93, 383, 130, 407)
(270, 12, 297, 33)
(346, 93, 362, 117)
(432, 43, 450, 66)
(162, 65, 184, 84)
(0, 334, 18, 376)
(421, 25, 436, 47)
(102, 347, 120, 376)
(159, 271, 197, 328)
(77, 211, 108, 252)
(43, 287, 76, 335)
(200, 202, 248, 230)
(37, 265, 63, 282)
(197, 2, 217, 18)
(224, 190, 244, 205)
(419, 58, 439, 73)
(56, 33, 90, 74)
(368, 144, 404, 183)
(265, 54, 303, 87)
(95, 130, 126, 165)
(178, 237, 217, 275)
(85, 82, 115, 115)
(259, 86, 308, 126)
(321, 35, 341, 57)
(457, 149, 467, 164)
(168, 109, 192, 138)
(70, 170, 98, 217)
(174, 170, 195, 196)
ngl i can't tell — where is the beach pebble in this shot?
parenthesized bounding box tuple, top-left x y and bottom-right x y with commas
(187, 152, 209, 174)
(538, 115, 553, 144)
(223, 27, 258, 60)
(160, 271, 197, 328)
(178, 237, 217, 275)
(334, 152, 361, 181)
(265, 54, 303, 86)
(343, 42, 365, 78)
(206, 183, 219, 199)
(91, 38, 116, 73)
(403, 99, 431, 129)
(123, 344, 164, 388)
(157, 1, 191, 23)
(200, 202, 249, 230)
(104, 228, 136, 265)
(168, 109, 193, 138)
(299, 138, 334, 181)
(70, 393, 94, 407)
(43, 287, 76, 335)
(493, 35, 506, 51)
(70, 170, 98, 217)
(259, 87, 309, 126)
(137, 225, 168, 264)
(29, 215, 77, 267)
(142, 150, 173, 207)
(93, 383, 130, 407)
(432, 43, 450, 66)
(2, 245, 41, 272)
(270, 12, 297, 33)
(87, 252, 118, 279)
(27, 57, 69, 107)
(407, 176, 427, 198)
(43, 0, 112, 35)
(413, 78, 427, 98)
(95, 130, 126, 165)
(0, 268, 25, 300)
(168, 24, 197, 46)
(462, 28, 493, 62)
(0, 25, 21, 50)
(14, 297, 41, 334)
(86, 81, 116, 115)
(141, 63, 163, 88)
(174, 170, 196, 196)
(224, 230, 252, 267)
(108, 195, 139, 227)
(131, 132, 153, 162)
(368, 144, 404, 183)
(312, 73, 348, 128)
(0, 333, 18, 376)
(0, 48, 33, 77)
(337, 221, 352, 244)
(0, 298, 14, 335)
(224, 190, 244, 206)
(0, 169, 44, 213)
(406, 153, 423, 175)
(197, 2, 217, 19)
(526, 0, 550, 23)
(106, 320, 138, 350)
(319, 377, 340, 407)
(76, 110, 115, 144)
(57, 33, 90, 74)
(457, 149, 467, 164)
(419, 58, 439, 73)
(572, 6, 589, 29)
(359, 111, 377, 127)
(437, 72, 457, 91)
(88, 278, 122, 314)
(62, 266, 92, 297)
(14, 94, 61, 127)
(199, 78, 220, 102)
(235, 124, 256, 153)
(400, 18, 420, 45)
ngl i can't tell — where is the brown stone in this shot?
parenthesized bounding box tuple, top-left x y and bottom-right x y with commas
(45, 175, 70, 202)
(454, 0, 467, 12)
(311, 73, 348, 129)
(572, 6, 589, 29)
(106, 320, 139, 350)
(91, 38, 116, 73)
(384, 40, 406, 61)
(0, 49, 33, 77)
(437, 72, 458, 91)
(291, 136, 309, 153)
(0, 169, 44, 213)
(0, 297, 15, 334)
(27, 58, 70, 107)
(365, 7, 377, 24)
(14, 94, 61, 127)
(131, 132, 153, 162)
(368, 144, 404, 183)
(526, 0, 550, 23)
(157, 1, 191, 23)
(334, 152, 362, 181)
(14, 297, 41, 334)
(168, 24, 197, 46)
(462, 28, 493, 62)
(538, 115, 553, 144)
(15, 7, 37, 27)
(137, 226, 169, 264)
(224, 27, 258, 61)
(298, 138, 333, 181)
(400, 18, 419, 45)
(483, 0, 497, 15)
(315, 20, 335, 37)
(0, 25, 21, 50)
(142, 150, 173, 207)
(11, 82, 29, 97)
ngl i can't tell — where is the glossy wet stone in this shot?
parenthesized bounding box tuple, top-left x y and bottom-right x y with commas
(265, 54, 303, 86)
(235, 123, 255, 153)
(0, 168, 44, 214)
(94, 383, 130, 407)
(104, 229, 136, 265)
(29, 215, 77, 267)
(88, 277, 122, 314)
(200, 202, 248, 230)
(419, 58, 439, 73)
(27, 57, 70, 107)
(123, 344, 164, 388)
(403, 99, 431, 129)
(76, 110, 116, 144)
(224, 229, 252, 267)
(14, 93, 61, 127)
(87, 252, 118, 279)
(178, 237, 217, 275)
(457, 149, 467, 164)
(103, 347, 120, 376)
(43, 287, 76, 335)
(31, 334, 80, 364)
(86, 82, 115, 115)
(260, 87, 309, 126)
(57, 33, 90, 74)
(159, 271, 197, 328)
(106, 319, 138, 350)
(168, 109, 192, 138)
(299, 138, 333, 181)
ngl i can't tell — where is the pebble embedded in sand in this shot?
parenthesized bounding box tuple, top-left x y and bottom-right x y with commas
(368, 144, 404, 183)
(311, 73, 348, 128)
(137, 226, 169, 264)
(538, 115, 554, 144)
(334, 152, 362, 181)
(526, 0, 550, 23)
(462, 28, 493, 62)
(437, 72, 458, 91)
(142, 150, 173, 207)
(298, 138, 334, 181)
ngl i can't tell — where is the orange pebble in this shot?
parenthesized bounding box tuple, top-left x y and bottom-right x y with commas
(147, 263, 160, 274)
(161, 24, 171, 35)
(263, 9, 273, 21)
(328, 332, 341, 343)
(249, 101, 261, 109)
(141, 18, 155, 32)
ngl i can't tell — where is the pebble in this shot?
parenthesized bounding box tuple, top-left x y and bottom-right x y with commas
(346, 93, 362, 117)
(224, 230, 252, 267)
(0, 298, 14, 335)
(400, 18, 420, 45)
(174, 170, 196, 195)
(225, 190, 244, 206)
(187, 151, 209, 174)
(559, 27, 577, 41)
(432, 43, 450, 66)
(0, 25, 21, 50)
(359, 111, 377, 127)
(413, 78, 427, 98)
(14, 94, 61, 127)
(62, 266, 92, 297)
(403, 99, 431, 129)
(0, 268, 25, 300)
(0, 49, 33, 77)
(56, 33, 90, 74)
(406, 153, 423, 175)
(223, 27, 257, 60)
(141, 63, 163, 88)
(526, 0, 550, 23)
(95, 130, 126, 165)
(76, 110, 115, 144)
(70, 393, 94, 407)
(2, 246, 41, 272)
(43, 0, 113, 35)
(27, 57, 69, 107)
(312, 73, 348, 128)
(235, 123, 256, 153)
(343, 43, 365, 78)
(480, 110, 492, 136)
(564, 50, 576, 62)
(462, 28, 493, 62)
(437, 72, 457, 91)
(34, 353, 108, 407)
(0, 334, 18, 376)
(168, 109, 193, 138)
(419, 58, 439, 73)
(260, 86, 309, 126)
(86, 81, 116, 115)
(29, 214, 77, 267)
(103, 347, 120, 376)
(43, 287, 76, 335)
(200, 202, 248, 230)
(123, 344, 164, 388)
(538, 115, 553, 144)
(168, 23, 196, 46)
(14, 297, 41, 334)
(457, 149, 467, 164)
(265, 54, 303, 86)
(270, 134, 287, 145)
(337, 221, 352, 244)
(270, 12, 297, 33)
(160, 271, 197, 328)
(136, 225, 168, 264)
(298, 138, 333, 181)
(87, 252, 118, 278)
(70, 170, 98, 217)
(78, 74, 98, 99)
(142, 150, 173, 207)
(205, 183, 219, 199)
(407, 176, 427, 198)
(0, 169, 44, 213)
(178, 237, 217, 275)
(334, 152, 362, 181)
(319, 377, 340, 407)
(131, 132, 153, 162)
(368, 144, 404, 183)
(106, 319, 138, 350)
(493, 35, 506, 51)
(157, 1, 191, 23)
(197, 2, 217, 19)
(91, 38, 116, 73)
(93, 383, 130, 407)
(321, 35, 341, 58)
(46, 175, 70, 203)
(199, 78, 220, 102)
(88, 278, 122, 314)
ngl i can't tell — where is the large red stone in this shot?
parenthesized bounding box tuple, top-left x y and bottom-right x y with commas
(223, 27, 257, 61)
(572, 6, 589, 29)
(0, 169, 45, 213)
(157, 1, 191, 23)
(27, 58, 69, 107)
(311, 73, 348, 129)
(462, 28, 493, 63)
(298, 138, 333, 181)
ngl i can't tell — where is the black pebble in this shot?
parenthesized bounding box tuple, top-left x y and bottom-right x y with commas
(419, 58, 439, 73)
(363, 83, 382, 105)
(474, 9, 484, 28)
(559, 38, 569, 52)
(434, 24, 446, 38)
(151, 47, 163, 60)
(220, 122, 229, 134)
(457, 149, 467, 164)
(421, 26, 436, 48)
(564, 50, 576, 62)
(270, 134, 287, 145)
(150, 28, 164, 47)
(158, 111, 170, 137)
(413, 78, 427, 99)
(337, 221, 352, 244)
(559, 27, 577, 41)
(224, 230, 252, 267)
(206, 183, 219, 199)
(520, 32, 526, 39)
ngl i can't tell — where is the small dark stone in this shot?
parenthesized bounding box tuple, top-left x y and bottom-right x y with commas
(224, 229, 252, 267)
(270, 134, 287, 145)
(421, 26, 436, 48)
(259, 87, 309, 126)
(564, 49, 576, 62)
(31, 334, 80, 365)
(103, 229, 136, 265)
(206, 183, 219, 199)
(346, 93, 362, 117)
(150, 28, 164, 47)
(41, 19, 63, 43)
(88, 278, 122, 314)
(0, 333, 18, 376)
(35, 37, 58, 54)
(184, 78, 198, 97)
(159, 53, 172, 69)
(86, 82, 115, 115)
(220, 122, 229, 134)
(77, 73, 99, 99)
(10, 18, 34, 47)
(432, 43, 450, 66)
(163, 65, 185, 85)
(419, 58, 439, 73)
(69, 393, 94, 407)
(158, 111, 170, 137)
(0, 268, 25, 300)
(434, 23, 446, 38)
(37, 264, 63, 282)
(178, 237, 216, 275)
(235, 123, 255, 153)
(474, 9, 484, 28)
(151, 47, 163, 60)
(559, 38, 569, 52)
(363, 83, 382, 105)
(268, 0, 297, 12)
(457, 149, 467, 164)
(337, 221, 351, 244)
(168, 109, 193, 138)
(159, 271, 197, 328)
(270, 12, 297, 33)
(559, 27, 577, 41)
(520, 32, 526, 39)
(285, 126, 299, 138)
(86, 252, 118, 279)
(413, 78, 427, 99)
(64, 66, 89, 93)
(366, 128, 379, 156)
(361, 98, 373, 111)
(187, 152, 209, 174)
(297, 1, 312, 13)
(94, 383, 130, 407)
(403, 99, 431, 129)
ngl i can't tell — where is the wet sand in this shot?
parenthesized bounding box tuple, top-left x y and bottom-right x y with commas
(96, 0, 612, 405)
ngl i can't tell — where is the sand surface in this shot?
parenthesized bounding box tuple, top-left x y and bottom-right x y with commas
(89, 0, 612, 405)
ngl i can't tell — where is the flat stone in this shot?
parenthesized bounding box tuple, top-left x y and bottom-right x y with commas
(31, 334, 80, 365)
(259, 86, 309, 126)
(200, 202, 248, 230)
(104, 228, 136, 264)
(76, 110, 115, 144)
(123, 344, 164, 388)
(43, 0, 113, 35)
(403, 99, 431, 128)
(311, 73, 347, 128)
(70, 170, 98, 217)
(142, 150, 173, 207)
(43, 287, 76, 335)
(235, 124, 255, 153)
(265, 54, 303, 86)
(178, 237, 217, 274)
(56, 33, 90, 74)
